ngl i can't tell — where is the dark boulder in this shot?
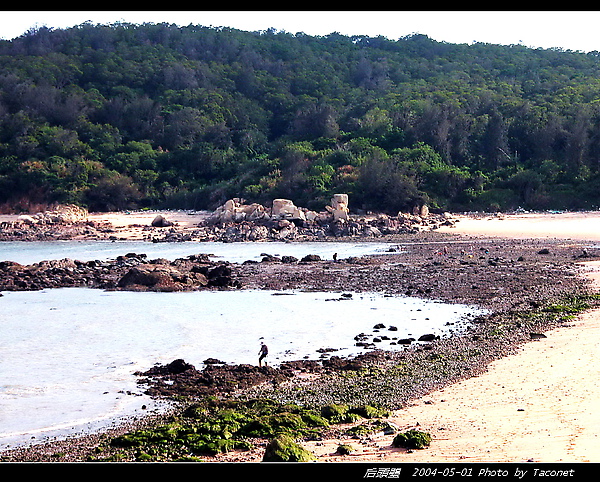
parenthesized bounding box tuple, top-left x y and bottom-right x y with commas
(151, 215, 174, 227)
(300, 254, 321, 263)
(141, 359, 195, 376)
(117, 266, 170, 289)
(207, 264, 236, 287)
(116, 264, 208, 291)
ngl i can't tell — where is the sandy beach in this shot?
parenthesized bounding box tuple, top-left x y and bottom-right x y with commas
(304, 296, 600, 463)
(301, 212, 600, 463)
(86, 210, 209, 241)
(0, 209, 211, 242)
(87, 210, 208, 231)
(437, 211, 600, 241)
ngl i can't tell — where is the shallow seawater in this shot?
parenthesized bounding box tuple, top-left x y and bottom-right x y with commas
(0, 239, 397, 265)
(0, 287, 485, 449)
(0, 240, 484, 450)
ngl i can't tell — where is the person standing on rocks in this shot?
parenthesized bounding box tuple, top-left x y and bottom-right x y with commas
(258, 341, 269, 367)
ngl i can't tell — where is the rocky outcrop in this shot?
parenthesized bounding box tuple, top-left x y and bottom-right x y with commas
(137, 358, 293, 399)
(16, 204, 88, 225)
(271, 198, 307, 222)
(206, 197, 317, 227)
(206, 198, 270, 224)
(412, 204, 429, 218)
(0, 253, 240, 292)
(116, 265, 203, 291)
(0, 205, 108, 241)
(114, 259, 240, 292)
(199, 196, 455, 243)
(0, 197, 456, 243)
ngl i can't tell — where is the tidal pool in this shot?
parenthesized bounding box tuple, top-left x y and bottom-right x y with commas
(0, 287, 485, 449)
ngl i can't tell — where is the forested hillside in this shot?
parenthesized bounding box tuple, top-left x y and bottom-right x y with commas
(2, 22, 600, 214)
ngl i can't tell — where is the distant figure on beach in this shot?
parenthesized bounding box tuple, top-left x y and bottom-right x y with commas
(333, 252, 338, 262)
(258, 341, 269, 367)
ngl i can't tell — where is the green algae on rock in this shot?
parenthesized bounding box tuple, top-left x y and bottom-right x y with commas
(262, 434, 317, 462)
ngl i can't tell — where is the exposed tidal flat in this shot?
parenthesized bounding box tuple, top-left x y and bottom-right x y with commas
(1, 216, 599, 462)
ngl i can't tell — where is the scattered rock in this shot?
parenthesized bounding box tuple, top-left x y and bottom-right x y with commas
(151, 215, 174, 227)
(0, 253, 237, 292)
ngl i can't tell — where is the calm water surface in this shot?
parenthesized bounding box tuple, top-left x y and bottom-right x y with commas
(0, 241, 485, 450)
(0, 239, 396, 265)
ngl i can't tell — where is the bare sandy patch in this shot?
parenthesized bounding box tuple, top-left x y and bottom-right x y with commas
(85, 210, 208, 240)
(437, 211, 600, 241)
(87, 210, 207, 228)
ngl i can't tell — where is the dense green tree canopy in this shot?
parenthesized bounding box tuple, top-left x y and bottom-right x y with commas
(2, 22, 600, 213)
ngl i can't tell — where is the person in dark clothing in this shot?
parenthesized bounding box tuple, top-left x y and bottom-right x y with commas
(258, 341, 269, 366)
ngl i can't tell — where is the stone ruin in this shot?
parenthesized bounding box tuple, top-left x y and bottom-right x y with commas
(200, 194, 455, 242)
(326, 193, 350, 221)
(205, 195, 351, 227)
